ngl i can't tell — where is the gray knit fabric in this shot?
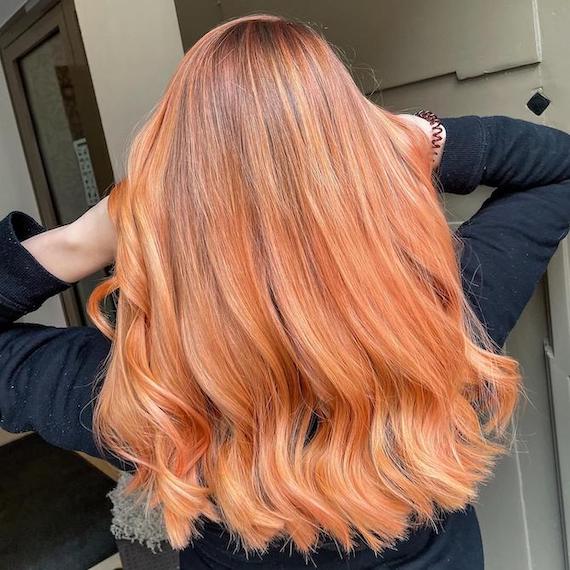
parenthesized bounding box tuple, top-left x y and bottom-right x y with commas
(108, 472, 169, 553)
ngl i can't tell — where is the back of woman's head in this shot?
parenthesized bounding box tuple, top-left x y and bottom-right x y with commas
(88, 13, 520, 555)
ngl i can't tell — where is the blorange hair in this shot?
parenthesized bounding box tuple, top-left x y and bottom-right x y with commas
(88, 14, 520, 555)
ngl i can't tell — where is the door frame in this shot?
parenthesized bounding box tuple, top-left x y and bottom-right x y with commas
(0, 0, 114, 325)
(544, 241, 570, 569)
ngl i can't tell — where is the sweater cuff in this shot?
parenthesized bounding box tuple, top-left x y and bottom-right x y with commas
(0, 211, 72, 322)
(436, 116, 487, 195)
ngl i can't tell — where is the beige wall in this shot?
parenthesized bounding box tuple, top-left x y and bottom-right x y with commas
(74, 0, 184, 179)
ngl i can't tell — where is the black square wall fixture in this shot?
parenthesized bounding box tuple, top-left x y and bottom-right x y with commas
(527, 91, 551, 115)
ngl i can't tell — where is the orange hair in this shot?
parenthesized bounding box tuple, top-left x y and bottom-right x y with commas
(88, 14, 520, 555)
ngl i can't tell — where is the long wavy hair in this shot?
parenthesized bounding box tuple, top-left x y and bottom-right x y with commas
(88, 13, 520, 555)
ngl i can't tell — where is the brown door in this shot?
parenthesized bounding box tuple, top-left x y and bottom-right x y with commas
(0, 0, 114, 326)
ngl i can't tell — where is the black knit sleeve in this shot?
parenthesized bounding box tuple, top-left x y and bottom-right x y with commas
(436, 115, 570, 345)
(437, 115, 570, 194)
(0, 211, 72, 322)
(0, 211, 128, 469)
(458, 181, 570, 347)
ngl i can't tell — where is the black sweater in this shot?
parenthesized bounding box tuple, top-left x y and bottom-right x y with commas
(2, 115, 570, 569)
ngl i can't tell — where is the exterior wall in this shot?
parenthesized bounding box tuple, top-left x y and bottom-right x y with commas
(174, 0, 220, 52)
(74, 0, 184, 179)
(0, 0, 26, 28)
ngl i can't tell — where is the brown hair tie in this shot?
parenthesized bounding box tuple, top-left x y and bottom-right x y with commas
(414, 109, 444, 163)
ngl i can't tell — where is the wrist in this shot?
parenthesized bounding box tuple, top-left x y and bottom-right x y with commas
(414, 110, 446, 169)
(399, 112, 446, 169)
(437, 116, 485, 194)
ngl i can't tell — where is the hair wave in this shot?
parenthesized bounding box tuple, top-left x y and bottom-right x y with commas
(88, 13, 520, 555)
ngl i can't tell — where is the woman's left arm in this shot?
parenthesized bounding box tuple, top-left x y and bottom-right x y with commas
(0, 203, 126, 468)
(19, 196, 116, 284)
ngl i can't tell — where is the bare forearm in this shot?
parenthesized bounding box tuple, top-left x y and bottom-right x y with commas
(21, 197, 116, 284)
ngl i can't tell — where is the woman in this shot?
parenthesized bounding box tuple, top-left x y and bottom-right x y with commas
(2, 13, 570, 570)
